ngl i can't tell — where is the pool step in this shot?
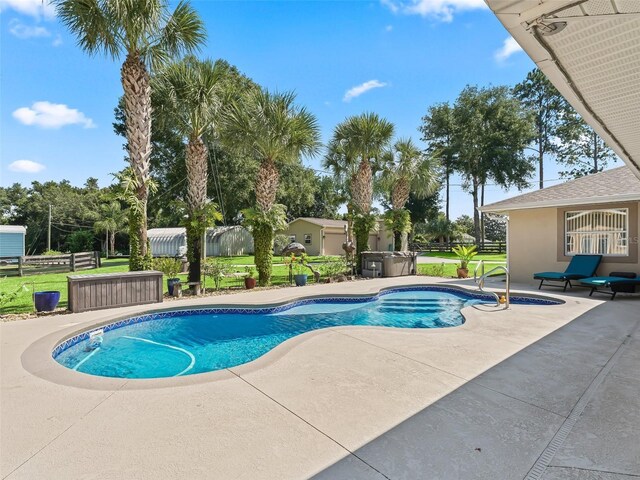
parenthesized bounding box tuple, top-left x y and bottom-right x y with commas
(380, 300, 463, 307)
(376, 306, 453, 314)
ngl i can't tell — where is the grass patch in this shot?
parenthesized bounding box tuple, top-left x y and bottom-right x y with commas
(1, 258, 327, 315)
(419, 252, 506, 262)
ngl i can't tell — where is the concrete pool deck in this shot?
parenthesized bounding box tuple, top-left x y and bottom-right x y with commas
(1, 276, 638, 479)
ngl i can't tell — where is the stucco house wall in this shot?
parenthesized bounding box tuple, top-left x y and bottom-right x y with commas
(285, 222, 324, 256)
(507, 202, 640, 284)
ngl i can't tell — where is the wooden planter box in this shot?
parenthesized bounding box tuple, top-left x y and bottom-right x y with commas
(68, 271, 163, 313)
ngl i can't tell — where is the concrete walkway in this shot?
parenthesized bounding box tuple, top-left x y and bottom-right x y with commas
(1, 277, 638, 479)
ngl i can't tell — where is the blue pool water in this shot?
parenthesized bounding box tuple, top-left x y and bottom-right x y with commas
(53, 288, 558, 379)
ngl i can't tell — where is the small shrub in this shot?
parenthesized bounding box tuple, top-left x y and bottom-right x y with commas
(66, 230, 96, 253)
(203, 258, 232, 290)
(319, 256, 347, 279)
(0, 277, 27, 310)
(42, 249, 63, 256)
(421, 263, 446, 277)
(285, 253, 308, 276)
(244, 266, 256, 278)
(153, 257, 182, 278)
(273, 234, 290, 256)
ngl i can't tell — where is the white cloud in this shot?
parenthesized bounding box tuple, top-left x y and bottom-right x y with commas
(385, 24, 394, 32)
(0, 0, 56, 19)
(494, 36, 523, 62)
(8, 159, 46, 173)
(13, 101, 96, 129)
(343, 80, 388, 102)
(381, 0, 487, 22)
(52, 34, 62, 46)
(9, 19, 50, 38)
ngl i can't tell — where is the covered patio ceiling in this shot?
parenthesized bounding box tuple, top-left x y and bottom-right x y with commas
(485, 0, 640, 179)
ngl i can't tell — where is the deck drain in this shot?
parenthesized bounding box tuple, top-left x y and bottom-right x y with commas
(524, 327, 636, 480)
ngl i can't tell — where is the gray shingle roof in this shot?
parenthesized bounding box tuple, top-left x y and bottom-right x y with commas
(480, 167, 640, 213)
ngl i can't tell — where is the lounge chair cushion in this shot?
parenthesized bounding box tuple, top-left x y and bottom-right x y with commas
(534, 255, 602, 281)
(580, 276, 639, 287)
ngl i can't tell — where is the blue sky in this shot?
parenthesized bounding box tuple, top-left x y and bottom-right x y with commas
(0, 0, 621, 219)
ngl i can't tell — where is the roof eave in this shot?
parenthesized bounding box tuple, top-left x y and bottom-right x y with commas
(479, 194, 640, 213)
(485, 0, 640, 181)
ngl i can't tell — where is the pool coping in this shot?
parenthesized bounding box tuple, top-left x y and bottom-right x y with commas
(21, 282, 565, 391)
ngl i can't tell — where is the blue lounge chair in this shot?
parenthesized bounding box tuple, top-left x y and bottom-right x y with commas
(534, 254, 602, 291)
(579, 272, 640, 300)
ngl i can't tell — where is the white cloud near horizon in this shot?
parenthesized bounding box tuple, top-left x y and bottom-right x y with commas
(8, 159, 46, 173)
(9, 19, 50, 39)
(343, 80, 388, 102)
(381, 0, 487, 22)
(0, 0, 55, 19)
(494, 36, 523, 62)
(13, 101, 96, 129)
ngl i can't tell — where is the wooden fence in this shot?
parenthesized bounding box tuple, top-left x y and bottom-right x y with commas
(410, 242, 506, 255)
(0, 251, 101, 277)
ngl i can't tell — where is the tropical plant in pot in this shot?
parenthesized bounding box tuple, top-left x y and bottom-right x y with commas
(153, 257, 182, 295)
(244, 266, 257, 289)
(452, 245, 477, 279)
(287, 253, 309, 286)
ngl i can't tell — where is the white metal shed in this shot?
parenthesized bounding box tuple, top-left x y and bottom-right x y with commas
(148, 226, 254, 257)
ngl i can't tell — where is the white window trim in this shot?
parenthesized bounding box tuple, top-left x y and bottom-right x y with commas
(564, 208, 629, 257)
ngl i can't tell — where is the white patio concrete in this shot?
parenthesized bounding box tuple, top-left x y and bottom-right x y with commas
(1, 276, 638, 480)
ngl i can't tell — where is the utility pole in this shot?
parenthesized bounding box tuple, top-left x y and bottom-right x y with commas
(47, 204, 52, 252)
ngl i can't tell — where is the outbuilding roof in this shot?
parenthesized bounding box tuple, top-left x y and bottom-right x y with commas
(289, 217, 348, 228)
(0, 225, 27, 234)
(147, 226, 245, 239)
(480, 167, 640, 213)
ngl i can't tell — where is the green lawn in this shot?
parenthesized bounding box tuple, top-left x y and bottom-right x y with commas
(420, 252, 507, 262)
(221, 255, 338, 265)
(1, 258, 323, 315)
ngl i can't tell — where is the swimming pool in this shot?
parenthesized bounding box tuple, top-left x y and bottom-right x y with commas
(53, 287, 560, 379)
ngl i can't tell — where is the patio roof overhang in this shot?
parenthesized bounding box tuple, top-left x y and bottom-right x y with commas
(485, 0, 640, 180)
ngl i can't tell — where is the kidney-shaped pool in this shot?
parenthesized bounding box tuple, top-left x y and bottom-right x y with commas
(53, 286, 560, 379)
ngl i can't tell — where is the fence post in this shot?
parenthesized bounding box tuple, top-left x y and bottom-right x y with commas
(70, 253, 76, 272)
(94, 251, 101, 269)
(18, 256, 24, 277)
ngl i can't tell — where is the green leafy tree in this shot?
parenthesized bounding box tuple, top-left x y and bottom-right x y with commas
(514, 68, 571, 189)
(225, 90, 321, 285)
(453, 215, 474, 237)
(452, 85, 535, 243)
(420, 102, 456, 220)
(379, 138, 440, 250)
(484, 214, 506, 243)
(556, 114, 616, 178)
(419, 213, 460, 244)
(330, 113, 394, 270)
(153, 56, 226, 283)
(55, 0, 206, 270)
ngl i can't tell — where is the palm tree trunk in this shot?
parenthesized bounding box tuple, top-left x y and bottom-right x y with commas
(351, 159, 373, 215)
(185, 137, 209, 284)
(254, 158, 280, 285)
(110, 231, 116, 257)
(256, 158, 279, 212)
(121, 53, 152, 269)
(472, 178, 481, 246)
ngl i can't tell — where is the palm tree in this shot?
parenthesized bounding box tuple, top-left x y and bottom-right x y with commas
(323, 139, 358, 242)
(226, 89, 320, 285)
(153, 56, 224, 284)
(380, 138, 440, 250)
(54, 0, 206, 271)
(94, 201, 128, 257)
(332, 113, 394, 270)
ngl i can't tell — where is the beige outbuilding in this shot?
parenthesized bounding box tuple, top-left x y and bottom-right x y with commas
(284, 217, 394, 256)
(480, 167, 640, 285)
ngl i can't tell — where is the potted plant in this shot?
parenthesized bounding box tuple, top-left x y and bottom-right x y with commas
(452, 245, 478, 279)
(244, 266, 257, 289)
(291, 253, 309, 286)
(153, 257, 182, 295)
(33, 291, 61, 312)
